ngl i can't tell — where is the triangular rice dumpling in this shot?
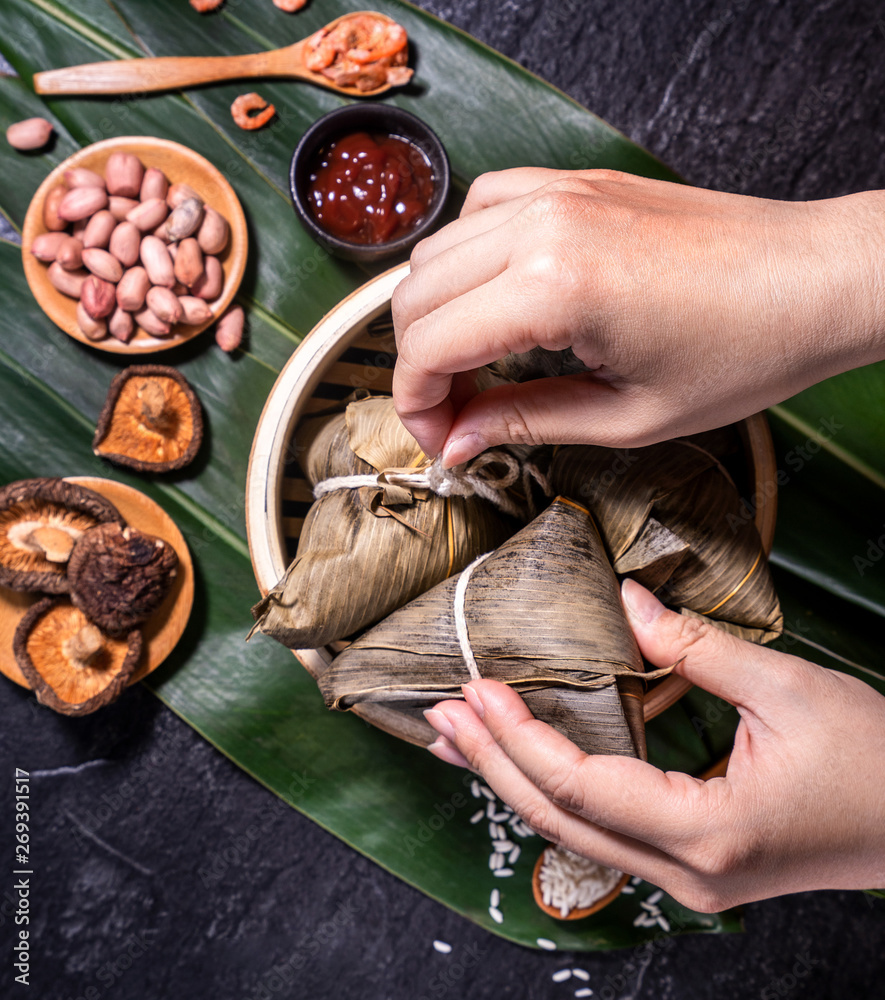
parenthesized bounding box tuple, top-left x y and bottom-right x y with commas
(251, 395, 516, 649)
(320, 497, 662, 760)
(550, 442, 783, 643)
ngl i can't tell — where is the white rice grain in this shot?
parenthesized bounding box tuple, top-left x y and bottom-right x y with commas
(508, 846, 521, 865)
(489, 906, 504, 924)
(470, 810, 484, 824)
(574, 989, 593, 998)
(537, 938, 557, 950)
(490, 888, 500, 908)
(552, 969, 572, 982)
(480, 785, 495, 800)
(572, 969, 590, 981)
(433, 940, 452, 954)
(493, 867, 514, 877)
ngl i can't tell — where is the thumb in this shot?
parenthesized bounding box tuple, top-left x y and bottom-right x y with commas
(440, 375, 625, 468)
(620, 577, 787, 712)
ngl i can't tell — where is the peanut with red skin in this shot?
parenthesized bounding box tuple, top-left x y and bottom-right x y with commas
(82, 248, 123, 284)
(56, 236, 84, 272)
(30, 232, 69, 262)
(43, 186, 68, 232)
(178, 296, 213, 325)
(166, 182, 202, 209)
(58, 186, 108, 222)
(134, 307, 172, 337)
(81, 276, 117, 320)
(196, 206, 230, 255)
(109, 196, 139, 221)
(63, 167, 105, 189)
(6, 117, 53, 151)
(82, 210, 117, 249)
(174, 238, 204, 288)
(47, 262, 87, 298)
(108, 307, 135, 343)
(126, 197, 168, 232)
(140, 167, 169, 202)
(105, 152, 144, 198)
(191, 254, 223, 300)
(166, 197, 204, 241)
(146, 286, 184, 325)
(215, 304, 244, 352)
(140, 236, 176, 288)
(108, 221, 141, 268)
(76, 301, 107, 341)
(116, 267, 151, 312)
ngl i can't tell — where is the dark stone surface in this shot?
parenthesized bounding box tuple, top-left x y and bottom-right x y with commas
(3, 2, 885, 998)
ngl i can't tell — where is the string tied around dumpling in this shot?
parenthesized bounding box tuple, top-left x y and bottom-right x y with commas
(313, 450, 551, 520)
(453, 550, 492, 681)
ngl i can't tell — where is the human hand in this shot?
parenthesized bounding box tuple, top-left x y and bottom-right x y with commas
(392, 168, 885, 465)
(423, 578, 885, 910)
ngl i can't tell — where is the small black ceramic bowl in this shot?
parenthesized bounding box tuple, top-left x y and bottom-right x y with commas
(289, 104, 451, 263)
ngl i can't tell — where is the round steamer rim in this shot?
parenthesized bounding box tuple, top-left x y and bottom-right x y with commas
(246, 262, 777, 747)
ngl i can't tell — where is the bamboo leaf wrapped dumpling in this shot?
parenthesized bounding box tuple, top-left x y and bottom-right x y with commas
(550, 441, 783, 643)
(320, 497, 669, 760)
(251, 395, 517, 649)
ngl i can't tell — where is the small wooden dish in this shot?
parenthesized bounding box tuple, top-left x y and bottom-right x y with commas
(532, 848, 630, 921)
(22, 136, 248, 354)
(0, 476, 193, 691)
(246, 263, 777, 747)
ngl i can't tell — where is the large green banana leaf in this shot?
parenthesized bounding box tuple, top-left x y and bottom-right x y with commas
(1, 0, 881, 951)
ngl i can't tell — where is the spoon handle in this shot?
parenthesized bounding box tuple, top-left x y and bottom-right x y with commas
(34, 50, 288, 96)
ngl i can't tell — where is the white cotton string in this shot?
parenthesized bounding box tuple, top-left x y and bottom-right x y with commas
(312, 452, 533, 517)
(453, 551, 492, 681)
(312, 474, 380, 499)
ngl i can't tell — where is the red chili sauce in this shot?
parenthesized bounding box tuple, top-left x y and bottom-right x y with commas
(307, 131, 435, 244)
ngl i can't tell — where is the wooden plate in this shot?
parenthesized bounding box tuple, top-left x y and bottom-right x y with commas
(22, 136, 247, 354)
(0, 476, 194, 690)
(246, 263, 777, 747)
(532, 849, 631, 921)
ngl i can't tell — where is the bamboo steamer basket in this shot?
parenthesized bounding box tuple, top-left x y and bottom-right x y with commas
(246, 263, 777, 747)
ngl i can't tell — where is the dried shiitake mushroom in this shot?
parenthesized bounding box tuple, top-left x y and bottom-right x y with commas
(68, 522, 178, 634)
(0, 478, 124, 593)
(92, 365, 203, 473)
(13, 596, 142, 715)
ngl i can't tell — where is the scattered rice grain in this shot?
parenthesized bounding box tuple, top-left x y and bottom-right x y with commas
(537, 938, 557, 950)
(433, 940, 452, 954)
(493, 867, 514, 877)
(574, 989, 593, 998)
(572, 969, 590, 981)
(657, 915, 671, 932)
(489, 906, 504, 924)
(471, 779, 481, 798)
(480, 785, 495, 800)
(470, 810, 484, 824)
(489, 853, 504, 870)
(508, 846, 521, 865)
(490, 889, 500, 908)
(552, 969, 572, 982)
(647, 889, 663, 905)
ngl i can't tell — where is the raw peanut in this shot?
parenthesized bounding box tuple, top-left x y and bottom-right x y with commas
(108, 221, 141, 268)
(166, 182, 203, 209)
(146, 286, 183, 325)
(109, 196, 139, 221)
(174, 238, 203, 288)
(116, 266, 151, 311)
(43, 186, 68, 232)
(82, 248, 123, 283)
(152, 221, 169, 242)
(140, 167, 168, 202)
(63, 167, 105, 189)
(134, 307, 172, 337)
(76, 301, 107, 341)
(6, 117, 54, 151)
(71, 217, 89, 242)
(126, 197, 168, 232)
(47, 262, 87, 298)
(105, 152, 144, 198)
(81, 276, 117, 319)
(178, 296, 213, 325)
(191, 254, 223, 300)
(196, 206, 230, 255)
(166, 197, 204, 242)
(82, 209, 117, 249)
(140, 235, 175, 288)
(56, 236, 84, 271)
(108, 307, 135, 343)
(58, 186, 108, 222)
(215, 304, 244, 352)
(30, 232, 68, 262)
(166, 242, 178, 262)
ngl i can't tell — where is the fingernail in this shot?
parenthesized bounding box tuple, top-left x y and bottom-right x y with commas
(441, 431, 486, 469)
(461, 684, 485, 718)
(428, 737, 471, 769)
(423, 708, 456, 742)
(621, 578, 665, 625)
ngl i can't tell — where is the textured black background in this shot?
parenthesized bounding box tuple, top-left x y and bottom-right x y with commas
(2, 1, 885, 998)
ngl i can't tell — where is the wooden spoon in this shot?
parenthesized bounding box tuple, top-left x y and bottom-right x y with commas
(33, 10, 405, 99)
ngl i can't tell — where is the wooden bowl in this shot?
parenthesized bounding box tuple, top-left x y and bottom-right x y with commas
(22, 136, 248, 354)
(0, 476, 194, 692)
(532, 848, 630, 921)
(246, 263, 777, 747)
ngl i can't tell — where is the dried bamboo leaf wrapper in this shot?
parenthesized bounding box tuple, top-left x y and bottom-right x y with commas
(655, 468, 783, 637)
(320, 498, 650, 759)
(550, 443, 718, 560)
(252, 396, 514, 649)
